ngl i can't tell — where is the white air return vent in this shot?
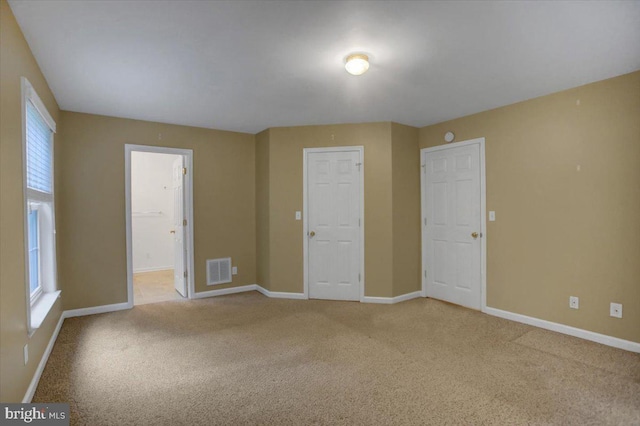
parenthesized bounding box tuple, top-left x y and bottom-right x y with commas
(207, 258, 232, 286)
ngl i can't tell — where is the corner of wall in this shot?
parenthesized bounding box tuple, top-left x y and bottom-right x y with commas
(255, 128, 271, 290)
(390, 123, 422, 297)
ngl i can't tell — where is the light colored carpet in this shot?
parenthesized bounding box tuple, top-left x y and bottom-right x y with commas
(33, 292, 640, 425)
(133, 269, 184, 305)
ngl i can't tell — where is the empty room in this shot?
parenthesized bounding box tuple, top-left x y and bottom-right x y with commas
(1, 0, 639, 424)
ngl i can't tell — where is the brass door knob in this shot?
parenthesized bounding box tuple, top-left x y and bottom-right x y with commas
(170, 230, 176, 234)
(471, 232, 478, 239)
(309, 231, 316, 237)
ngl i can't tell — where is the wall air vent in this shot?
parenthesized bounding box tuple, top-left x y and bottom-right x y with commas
(206, 258, 232, 286)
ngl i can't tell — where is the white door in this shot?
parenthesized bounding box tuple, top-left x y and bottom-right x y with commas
(307, 150, 362, 301)
(172, 156, 187, 297)
(423, 141, 482, 309)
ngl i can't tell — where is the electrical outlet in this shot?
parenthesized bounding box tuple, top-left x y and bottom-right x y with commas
(569, 296, 579, 309)
(610, 302, 622, 318)
(24, 344, 28, 365)
(232, 266, 238, 275)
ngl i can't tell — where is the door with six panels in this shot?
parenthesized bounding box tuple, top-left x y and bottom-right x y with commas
(307, 149, 362, 301)
(423, 141, 482, 309)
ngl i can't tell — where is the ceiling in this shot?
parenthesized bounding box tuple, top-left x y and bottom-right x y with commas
(9, 0, 640, 134)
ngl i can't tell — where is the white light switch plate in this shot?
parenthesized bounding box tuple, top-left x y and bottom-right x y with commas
(489, 211, 496, 221)
(295, 211, 301, 220)
(569, 296, 579, 309)
(232, 266, 238, 275)
(610, 302, 622, 318)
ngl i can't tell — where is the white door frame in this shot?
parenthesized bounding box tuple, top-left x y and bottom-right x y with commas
(420, 137, 487, 312)
(303, 146, 365, 301)
(125, 144, 195, 307)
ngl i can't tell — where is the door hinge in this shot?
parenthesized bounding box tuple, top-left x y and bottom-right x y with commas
(358, 273, 361, 282)
(359, 218, 361, 227)
(184, 270, 188, 278)
(183, 219, 187, 226)
(424, 218, 427, 226)
(424, 270, 427, 278)
(182, 167, 187, 175)
(355, 162, 362, 171)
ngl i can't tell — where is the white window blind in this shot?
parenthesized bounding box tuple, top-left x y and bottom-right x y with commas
(26, 101, 53, 194)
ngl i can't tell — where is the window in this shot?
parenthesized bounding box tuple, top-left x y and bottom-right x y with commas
(22, 77, 59, 332)
(28, 208, 41, 299)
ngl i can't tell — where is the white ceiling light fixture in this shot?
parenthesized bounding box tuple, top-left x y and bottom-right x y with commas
(345, 53, 369, 76)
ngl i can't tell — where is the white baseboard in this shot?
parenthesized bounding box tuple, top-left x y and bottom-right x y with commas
(191, 284, 258, 299)
(392, 291, 423, 303)
(255, 285, 307, 299)
(133, 266, 173, 274)
(64, 301, 132, 318)
(22, 313, 65, 403)
(361, 291, 423, 304)
(191, 284, 307, 300)
(361, 296, 394, 304)
(484, 307, 640, 353)
(195, 284, 419, 303)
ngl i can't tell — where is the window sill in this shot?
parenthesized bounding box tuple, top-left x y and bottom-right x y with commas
(29, 290, 61, 335)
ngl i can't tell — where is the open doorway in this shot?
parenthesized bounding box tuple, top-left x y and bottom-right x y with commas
(125, 145, 194, 307)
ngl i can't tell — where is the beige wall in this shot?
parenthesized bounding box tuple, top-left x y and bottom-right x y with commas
(420, 71, 640, 343)
(0, 0, 64, 402)
(261, 123, 395, 297)
(255, 129, 271, 290)
(391, 123, 421, 297)
(57, 112, 256, 310)
(257, 122, 422, 299)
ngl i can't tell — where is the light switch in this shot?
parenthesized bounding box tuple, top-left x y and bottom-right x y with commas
(295, 211, 301, 220)
(489, 211, 496, 222)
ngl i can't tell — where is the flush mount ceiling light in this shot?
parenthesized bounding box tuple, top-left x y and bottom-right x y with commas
(345, 53, 369, 76)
